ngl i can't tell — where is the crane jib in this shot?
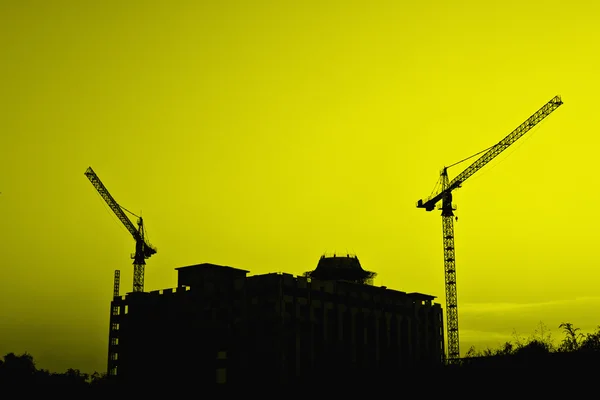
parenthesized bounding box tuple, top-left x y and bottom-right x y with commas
(85, 169, 157, 251)
(417, 95, 563, 210)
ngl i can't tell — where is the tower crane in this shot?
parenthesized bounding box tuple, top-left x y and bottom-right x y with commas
(416, 95, 563, 363)
(85, 167, 157, 293)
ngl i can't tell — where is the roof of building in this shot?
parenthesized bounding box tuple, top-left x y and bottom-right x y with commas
(407, 292, 437, 301)
(175, 263, 249, 273)
(304, 254, 376, 284)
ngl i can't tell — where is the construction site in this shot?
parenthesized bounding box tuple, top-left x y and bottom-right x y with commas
(85, 95, 564, 384)
(106, 258, 444, 385)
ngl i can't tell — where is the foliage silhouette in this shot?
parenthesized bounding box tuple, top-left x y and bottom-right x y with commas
(462, 321, 600, 372)
(0, 352, 111, 389)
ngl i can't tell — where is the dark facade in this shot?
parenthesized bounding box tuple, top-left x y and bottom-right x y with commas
(107, 260, 444, 386)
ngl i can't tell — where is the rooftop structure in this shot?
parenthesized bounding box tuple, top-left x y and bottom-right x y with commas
(303, 254, 376, 285)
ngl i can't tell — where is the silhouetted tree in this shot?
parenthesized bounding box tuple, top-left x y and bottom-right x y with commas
(579, 325, 600, 353)
(0, 352, 36, 383)
(558, 322, 583, 352)
(0, 352, 112, 389)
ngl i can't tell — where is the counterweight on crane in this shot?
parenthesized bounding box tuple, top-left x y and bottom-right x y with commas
(416, 96, 563, 363)
(85, 167, 157, 293)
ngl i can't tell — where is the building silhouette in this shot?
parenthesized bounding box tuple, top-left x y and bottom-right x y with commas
(107, 255, 445, 385)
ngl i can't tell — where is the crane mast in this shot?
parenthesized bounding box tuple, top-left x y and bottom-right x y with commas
(113, 270, 121, 297)
(85, 167, 157, 293)
(417, 95, 563, 363)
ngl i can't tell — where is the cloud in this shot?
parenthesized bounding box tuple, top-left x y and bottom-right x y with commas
(456, 297, 600, 354)
(460, 296, 600, 315)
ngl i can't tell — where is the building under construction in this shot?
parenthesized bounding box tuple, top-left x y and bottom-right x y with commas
(107, 255, 444, 386)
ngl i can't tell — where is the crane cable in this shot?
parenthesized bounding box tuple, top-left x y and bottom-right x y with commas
(444, 116, 548, 182)
(428, 142, 495, 199)
(120, 204, 139, 219)
(428, 116, 549, 201)
(87, 174, 153, 249)
(446, 144, 495, 170)
(120, 201, 153, 245)
(464, 116, 548, 186)
(424, 118, 550, 214)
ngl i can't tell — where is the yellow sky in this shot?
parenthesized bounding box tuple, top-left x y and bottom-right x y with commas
(1, 0, 597, 373)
